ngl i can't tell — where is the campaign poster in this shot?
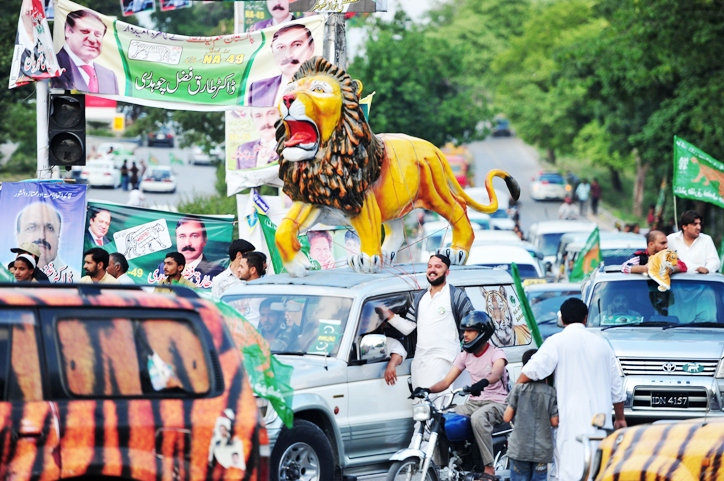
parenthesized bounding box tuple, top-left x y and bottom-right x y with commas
(50, 0, 323, 110)
(120, 0, 156, 17)
(0, 182, 87, 283)
(9, 0, 61, 89)
(85, 202, 234, 289)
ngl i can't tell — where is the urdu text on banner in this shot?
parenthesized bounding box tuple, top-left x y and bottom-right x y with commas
(51, 0, 324, 110)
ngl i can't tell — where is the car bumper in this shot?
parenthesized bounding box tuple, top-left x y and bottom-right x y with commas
(140, 182, 175, 192)
(86, 177, 118, 187)
(622, 375, 724, 420)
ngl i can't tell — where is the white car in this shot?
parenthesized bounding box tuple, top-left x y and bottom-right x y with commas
(467, 244, 545, 279)
(189, 145, 215, 166)
(139, 166, 177, 193)
(81, 160, 121, 188)
(527, 220, 597, 270)
(530, 171, 568, 201)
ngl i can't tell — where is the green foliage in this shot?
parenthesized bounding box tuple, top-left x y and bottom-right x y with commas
(177, 192, 237, 219)
(150, 2, 234, 36)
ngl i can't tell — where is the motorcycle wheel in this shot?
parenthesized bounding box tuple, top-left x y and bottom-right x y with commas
(386, 457, 439, 481)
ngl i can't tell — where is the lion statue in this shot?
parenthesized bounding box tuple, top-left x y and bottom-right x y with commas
(275, 57, 520, 277)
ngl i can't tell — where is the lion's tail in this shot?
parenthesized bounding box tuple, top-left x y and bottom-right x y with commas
(441, 156, 521, 214)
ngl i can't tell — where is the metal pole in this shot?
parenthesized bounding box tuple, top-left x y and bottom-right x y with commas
(36, 79, 50, 179)
(323, 13, 336, 63)
(334, 13, 346, 69)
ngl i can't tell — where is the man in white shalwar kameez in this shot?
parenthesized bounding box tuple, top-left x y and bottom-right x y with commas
(517, 298, 626, 481)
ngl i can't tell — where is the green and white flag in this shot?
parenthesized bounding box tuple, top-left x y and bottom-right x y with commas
(673, 136, 724, 209)
(569, 227, 601, 282)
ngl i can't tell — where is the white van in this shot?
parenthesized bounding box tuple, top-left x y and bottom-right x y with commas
(528, 220, 597, 271)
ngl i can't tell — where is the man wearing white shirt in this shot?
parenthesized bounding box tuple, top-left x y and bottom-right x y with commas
(517, 298, 626, 481)
(667, 210, 720, 274)
(211, 239, 255, 300)
(108, 252, 136, 285)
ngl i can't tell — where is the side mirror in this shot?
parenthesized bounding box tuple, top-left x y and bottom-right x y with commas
(359, 334, 387, 363)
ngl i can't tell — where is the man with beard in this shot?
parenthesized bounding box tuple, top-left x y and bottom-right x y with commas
(80, 247, 119, 283)
(249, 0, 297, 32)
(15, 201, 79, 283)
(376, 254, 474, 394)
(247, 24, 315, 107)
(175, 217, 224, 284)
(235, 107, 281, 169)
(85, 208, 112, 247)
(155, 252, 196, 293)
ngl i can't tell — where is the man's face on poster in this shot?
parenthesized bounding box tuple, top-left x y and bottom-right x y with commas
(176, 221, 207, 263)
(272, 27, 314, 78)
(253, 107, 281, 142)
(309, 235, 332, 267)
(89, 210, 111, 238)
(65, 13, 106, 63)
(266, 0, 290, 22)
(16, 202, 61, 269)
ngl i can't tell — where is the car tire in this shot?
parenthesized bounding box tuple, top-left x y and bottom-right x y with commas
(271, 419, 335, 481)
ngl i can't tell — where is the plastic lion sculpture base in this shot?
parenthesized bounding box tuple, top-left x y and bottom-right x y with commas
(275, 57, 520, 277)
(647, 249, 679, 291)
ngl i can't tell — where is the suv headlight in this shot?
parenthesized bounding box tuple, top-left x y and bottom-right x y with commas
(412, 404, 431, 422)
(716, 358, 724, 379)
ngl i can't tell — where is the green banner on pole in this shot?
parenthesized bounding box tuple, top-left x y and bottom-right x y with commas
(511, 263, 543, 348)
(673, 136, 724, 209)
(569, 227, 601, 283)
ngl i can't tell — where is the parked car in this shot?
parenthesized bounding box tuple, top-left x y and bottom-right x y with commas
(530, 171, 568, 201)
(189, 145, 215, 165)
(147, 126, 175, 147)
(81, 159, 121, 188)
(527, 220, 596, 271)
(0, 283, 268, 481)
(524, 282, 582, 340)
(582, 267, 724, 422)
(139, 166, 177, 193)
(210, 143, 225, 164)
(221, 265, 536, 481)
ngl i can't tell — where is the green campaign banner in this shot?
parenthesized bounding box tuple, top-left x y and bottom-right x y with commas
(85, 202, 234, 289)
(51, 0, 324, 110)
(673, 136, 724, 209)
(569, 227, 601, 282)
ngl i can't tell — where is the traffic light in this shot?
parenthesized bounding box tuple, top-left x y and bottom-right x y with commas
(48, 94, 86, 168)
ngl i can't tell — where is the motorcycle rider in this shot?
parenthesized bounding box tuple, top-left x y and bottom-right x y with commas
(420, 311, 508, 480)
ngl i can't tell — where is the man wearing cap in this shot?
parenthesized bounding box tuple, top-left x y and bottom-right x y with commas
(11, 242, 49, 282)
(376, 254, 475, 394)
(211, 239, 255, 300)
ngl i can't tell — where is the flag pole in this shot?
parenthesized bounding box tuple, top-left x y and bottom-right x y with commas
(673, 185, 678, 232)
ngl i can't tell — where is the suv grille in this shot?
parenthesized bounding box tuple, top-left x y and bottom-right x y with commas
(619, 358, 718, 376)
(633, 387, 709, 410)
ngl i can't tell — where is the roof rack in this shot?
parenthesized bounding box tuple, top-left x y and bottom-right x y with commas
(0, 282, 200, 299)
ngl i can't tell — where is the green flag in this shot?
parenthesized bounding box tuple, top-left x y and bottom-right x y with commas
(170, 153, 184, 165)
(511, 263, 543, 348)
(258, 212, 318, 274)
(569, 227, 601, 282)
(0, 263, 14, 282)
(673, 136, 724, 209)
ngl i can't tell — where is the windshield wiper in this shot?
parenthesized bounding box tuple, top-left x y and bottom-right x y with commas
(271, 351, 306, 356)
(601, 321, 673, 331)
(663, 322, 724, 329)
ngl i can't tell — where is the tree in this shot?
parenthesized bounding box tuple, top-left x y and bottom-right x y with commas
(348, 11, 487, 146)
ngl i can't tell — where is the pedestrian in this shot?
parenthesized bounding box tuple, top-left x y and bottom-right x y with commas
(575, 178, 590, 216)
(108, 252, 136, 284)
(127, 188, 145, 207)
(13, 255, 36, 283)
(155, 252, 196, 292)
(377, 254, 474, 394)
(120, 160, 129, 191)
(7, 261, 15, 276)
(80, 248, 120, 284)
(130, 161, 139, 189)
(516, 298, 626, 481)
(139, 159, 147, 180)
(590, 178, 601, 215)
(513, 224, 525, 241)
(211, 239, 256, 300)
(10, 243, 49, 282)
(557, 196, 579, 220)
(504, 349, 558, 481)
(646, 204, 655, 226)
(631, 223, 640, 234)
(424, 311, 508, 480)
(667, 210, 720, 273)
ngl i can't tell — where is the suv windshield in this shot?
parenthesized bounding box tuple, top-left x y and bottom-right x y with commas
(223, 294, 353, 355)
(588, 279, 724, 327)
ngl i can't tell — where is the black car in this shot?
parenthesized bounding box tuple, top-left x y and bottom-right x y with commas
(147, 126, 174, 147)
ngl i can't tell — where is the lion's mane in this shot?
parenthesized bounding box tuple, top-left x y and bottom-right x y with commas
(277, 57, 385, 216)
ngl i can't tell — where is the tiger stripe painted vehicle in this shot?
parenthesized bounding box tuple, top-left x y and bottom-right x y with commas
(0, 283, 268, 481)
(588, 417, 724, 480)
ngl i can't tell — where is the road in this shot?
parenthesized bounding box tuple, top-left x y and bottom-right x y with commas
(82, 138, 219, 208)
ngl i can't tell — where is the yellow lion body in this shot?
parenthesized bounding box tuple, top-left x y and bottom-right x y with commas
(275, 58, 519, 276)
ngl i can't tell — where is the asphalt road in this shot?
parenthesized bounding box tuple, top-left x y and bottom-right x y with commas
(82, 137, 219, 208)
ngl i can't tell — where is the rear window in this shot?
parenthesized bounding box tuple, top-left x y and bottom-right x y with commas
(56, 318, 209, 397)
(538, 233, 565, 256)
(148, 170, 171, 180)
(539, 173, 564, 184)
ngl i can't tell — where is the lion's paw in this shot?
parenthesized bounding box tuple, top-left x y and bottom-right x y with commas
(348, 254, 382, 273)
(285, 252, 312, 278)
(437, 248, 468, 265)
(382, 250, 397, 266)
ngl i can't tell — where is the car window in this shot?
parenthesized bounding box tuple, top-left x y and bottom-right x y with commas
(355, 293, 414, 361)
(588, 279, 724, 326)
(464, 285, 532, 348)
(538, 173, 564, 184)
(539, 233, 565, 256)
(2, 310, 42, 401)
(224, 295, 353, 356)
(601, 248, 639, 265)
(56, 318, 209, 397)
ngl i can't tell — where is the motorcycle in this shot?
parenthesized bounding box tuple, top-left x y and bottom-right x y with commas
(386, 386, 511, 481)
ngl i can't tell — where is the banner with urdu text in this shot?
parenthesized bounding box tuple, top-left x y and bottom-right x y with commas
(673, 136, 724, 209)
(51, 0, 324, 110)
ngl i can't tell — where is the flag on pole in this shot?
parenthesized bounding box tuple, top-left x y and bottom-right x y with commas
(258, 213, 316, 274)
(170, 153, 184, 165)
(148, 154, 159, 165)
(673, 136, 724, 209)
(569, 227, 601, 282)
(511, 263, 543, 348)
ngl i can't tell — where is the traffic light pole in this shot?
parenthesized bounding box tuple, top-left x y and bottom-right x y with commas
(36, 79, 51, 179)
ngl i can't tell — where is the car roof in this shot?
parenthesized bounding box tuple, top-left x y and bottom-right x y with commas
(525, 282, 581, 293)
(529, 220, 597, 235)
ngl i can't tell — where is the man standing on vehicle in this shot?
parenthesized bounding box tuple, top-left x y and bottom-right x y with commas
(667, 210, 720, 274)
(621, 230, 687, 274)
(516, 298, 626, 481)
(377, 254, 474, 394)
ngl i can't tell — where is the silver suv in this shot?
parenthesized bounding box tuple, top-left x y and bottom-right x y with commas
(582, 267, 724, 421)
(222, 265, 536, 481)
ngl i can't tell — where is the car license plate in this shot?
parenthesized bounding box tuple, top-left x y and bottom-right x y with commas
(651, 394, 689, 408)
(157, 134, 164, 139)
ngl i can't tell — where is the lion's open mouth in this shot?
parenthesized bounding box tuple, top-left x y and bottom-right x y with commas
(284, 120, 319, 149)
